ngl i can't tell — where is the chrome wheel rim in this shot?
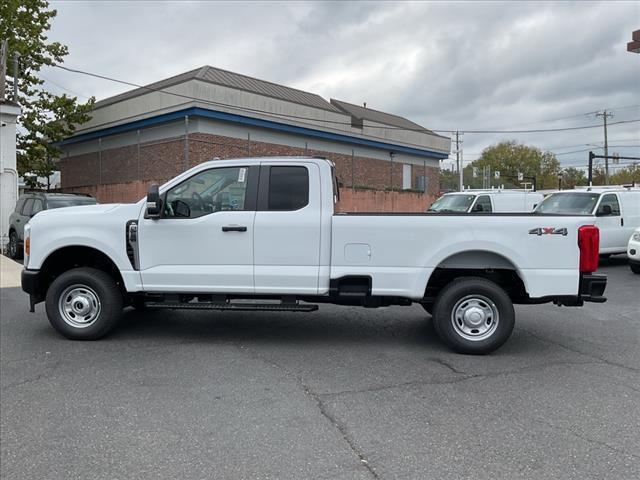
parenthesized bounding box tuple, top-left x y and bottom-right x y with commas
(451, 294, 499, 341)
(58, 284, 101, 328)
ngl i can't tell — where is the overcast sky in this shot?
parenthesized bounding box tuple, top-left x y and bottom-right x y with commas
(43, 0, 640, 171)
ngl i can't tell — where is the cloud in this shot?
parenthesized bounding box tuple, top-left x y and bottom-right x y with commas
(44, 0, 640, 169)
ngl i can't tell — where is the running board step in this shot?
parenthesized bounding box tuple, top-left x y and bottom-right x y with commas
(145, 302, 319, 312)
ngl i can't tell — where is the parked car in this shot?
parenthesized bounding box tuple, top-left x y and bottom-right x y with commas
(7, 192, 98, 259)
(21, 157, 606, 355)
(427, 189, 543, 213)
(628, 227, 640, 274)
(534, 186, 640, 255)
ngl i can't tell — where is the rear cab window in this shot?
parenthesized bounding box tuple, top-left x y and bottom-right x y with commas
(267, 166, 309, 211)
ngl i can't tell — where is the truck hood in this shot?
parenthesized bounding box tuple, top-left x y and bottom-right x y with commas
(29, 202, 142, 226)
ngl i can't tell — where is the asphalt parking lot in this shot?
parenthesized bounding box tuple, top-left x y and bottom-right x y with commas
(1, 258, 638, 480)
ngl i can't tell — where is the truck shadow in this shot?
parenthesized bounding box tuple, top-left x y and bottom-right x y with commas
(112, 305, 448, 349)
(598, 255, 630, 267)
(110, 305, 536, 356)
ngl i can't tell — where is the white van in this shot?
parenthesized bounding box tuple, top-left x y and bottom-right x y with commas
(534, 186, 640, 255)
(428, 189, 544, 214)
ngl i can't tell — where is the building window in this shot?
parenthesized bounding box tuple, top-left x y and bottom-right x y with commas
(402, 164, 412, 190)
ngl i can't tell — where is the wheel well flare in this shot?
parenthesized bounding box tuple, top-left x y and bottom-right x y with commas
(38, 246, 124, 296)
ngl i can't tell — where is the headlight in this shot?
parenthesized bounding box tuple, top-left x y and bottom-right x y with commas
(633, 232, 640, 242)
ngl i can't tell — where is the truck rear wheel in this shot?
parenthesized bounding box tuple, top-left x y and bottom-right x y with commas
(45, 267, 123, 340)
(432, 277, 514, 355)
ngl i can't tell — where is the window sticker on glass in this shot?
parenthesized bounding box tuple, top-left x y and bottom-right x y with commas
(238, 168, 247, 183)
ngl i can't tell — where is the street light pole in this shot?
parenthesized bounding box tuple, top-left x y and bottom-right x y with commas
(596, 110, 613, 185)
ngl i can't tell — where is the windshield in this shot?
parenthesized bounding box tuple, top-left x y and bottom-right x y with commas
(47, 197, 98, 209)
(428, 194, 476, 213)
(534, 193, 599, 215)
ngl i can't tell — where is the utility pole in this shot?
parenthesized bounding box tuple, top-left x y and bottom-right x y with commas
(453, 131, 464, 191)
(0, 40, 7, 100)
(595, 110, 613, 185)
(13, 51, 19, 103)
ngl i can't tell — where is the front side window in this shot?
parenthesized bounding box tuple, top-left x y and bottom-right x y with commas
(21, 198, 34, 216)
(597, 194, 620, 216)
(164, 167, 249, 219)
(14, 197, 26, 214)
(268, 166, 309, 211)
(473, 195, 492, 213)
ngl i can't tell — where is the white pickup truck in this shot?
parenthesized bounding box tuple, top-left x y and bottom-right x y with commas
(21, 157, 607, 354)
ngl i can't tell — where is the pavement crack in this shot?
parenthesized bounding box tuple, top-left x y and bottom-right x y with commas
(233, 343, 380, 479)
(302, 383, 381, 479)
(519, 327, 640, 373)
(2, 359, 61, 391)
(320, 360, 603, 398)
(427, 357, 467, 374)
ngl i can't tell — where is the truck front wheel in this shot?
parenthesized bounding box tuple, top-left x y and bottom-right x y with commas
(432, 277, 515, 355)
(45, 267, 123, 340)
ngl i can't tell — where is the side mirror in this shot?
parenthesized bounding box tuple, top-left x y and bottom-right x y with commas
(146, 184, 163, 218)
(597, 204, 612, 216)
(473, 203, 484, 212)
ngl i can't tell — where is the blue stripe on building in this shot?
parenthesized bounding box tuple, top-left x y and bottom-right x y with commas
(60, 107, 449, 160)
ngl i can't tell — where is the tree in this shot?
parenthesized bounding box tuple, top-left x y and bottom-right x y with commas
(559, 166, 587, 189)
(466, 141, 561, 190)
(609, 163, 640, 185)
(1, 0, 94, 189)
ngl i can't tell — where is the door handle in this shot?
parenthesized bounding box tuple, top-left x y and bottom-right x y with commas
(222, 225, 247, 232)
(621, 218, 624, 227)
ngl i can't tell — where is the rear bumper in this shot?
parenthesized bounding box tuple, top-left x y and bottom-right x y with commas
(579, 274, 607, 303)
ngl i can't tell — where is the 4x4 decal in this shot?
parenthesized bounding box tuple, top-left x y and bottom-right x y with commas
(529, 227, 568, 236)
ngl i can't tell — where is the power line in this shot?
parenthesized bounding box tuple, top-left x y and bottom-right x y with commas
(38, 73, 92, 100)
(53, 64, 640, 135)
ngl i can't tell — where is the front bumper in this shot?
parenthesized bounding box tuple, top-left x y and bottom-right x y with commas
(579, 274, 607, 303)
(21, 269, 40, 295)
(21, 269, 43, 312)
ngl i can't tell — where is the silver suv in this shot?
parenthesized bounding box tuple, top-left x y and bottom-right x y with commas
(7, 193, 98, 259)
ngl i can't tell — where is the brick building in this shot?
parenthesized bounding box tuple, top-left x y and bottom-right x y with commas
(58, 66, 450, 211)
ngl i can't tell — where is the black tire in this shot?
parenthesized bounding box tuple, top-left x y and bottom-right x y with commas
(7, 231, 22, 260)
(45, 267, 123, 340)
(432, 277, 515, 355)
(631, 263, 640, 274)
